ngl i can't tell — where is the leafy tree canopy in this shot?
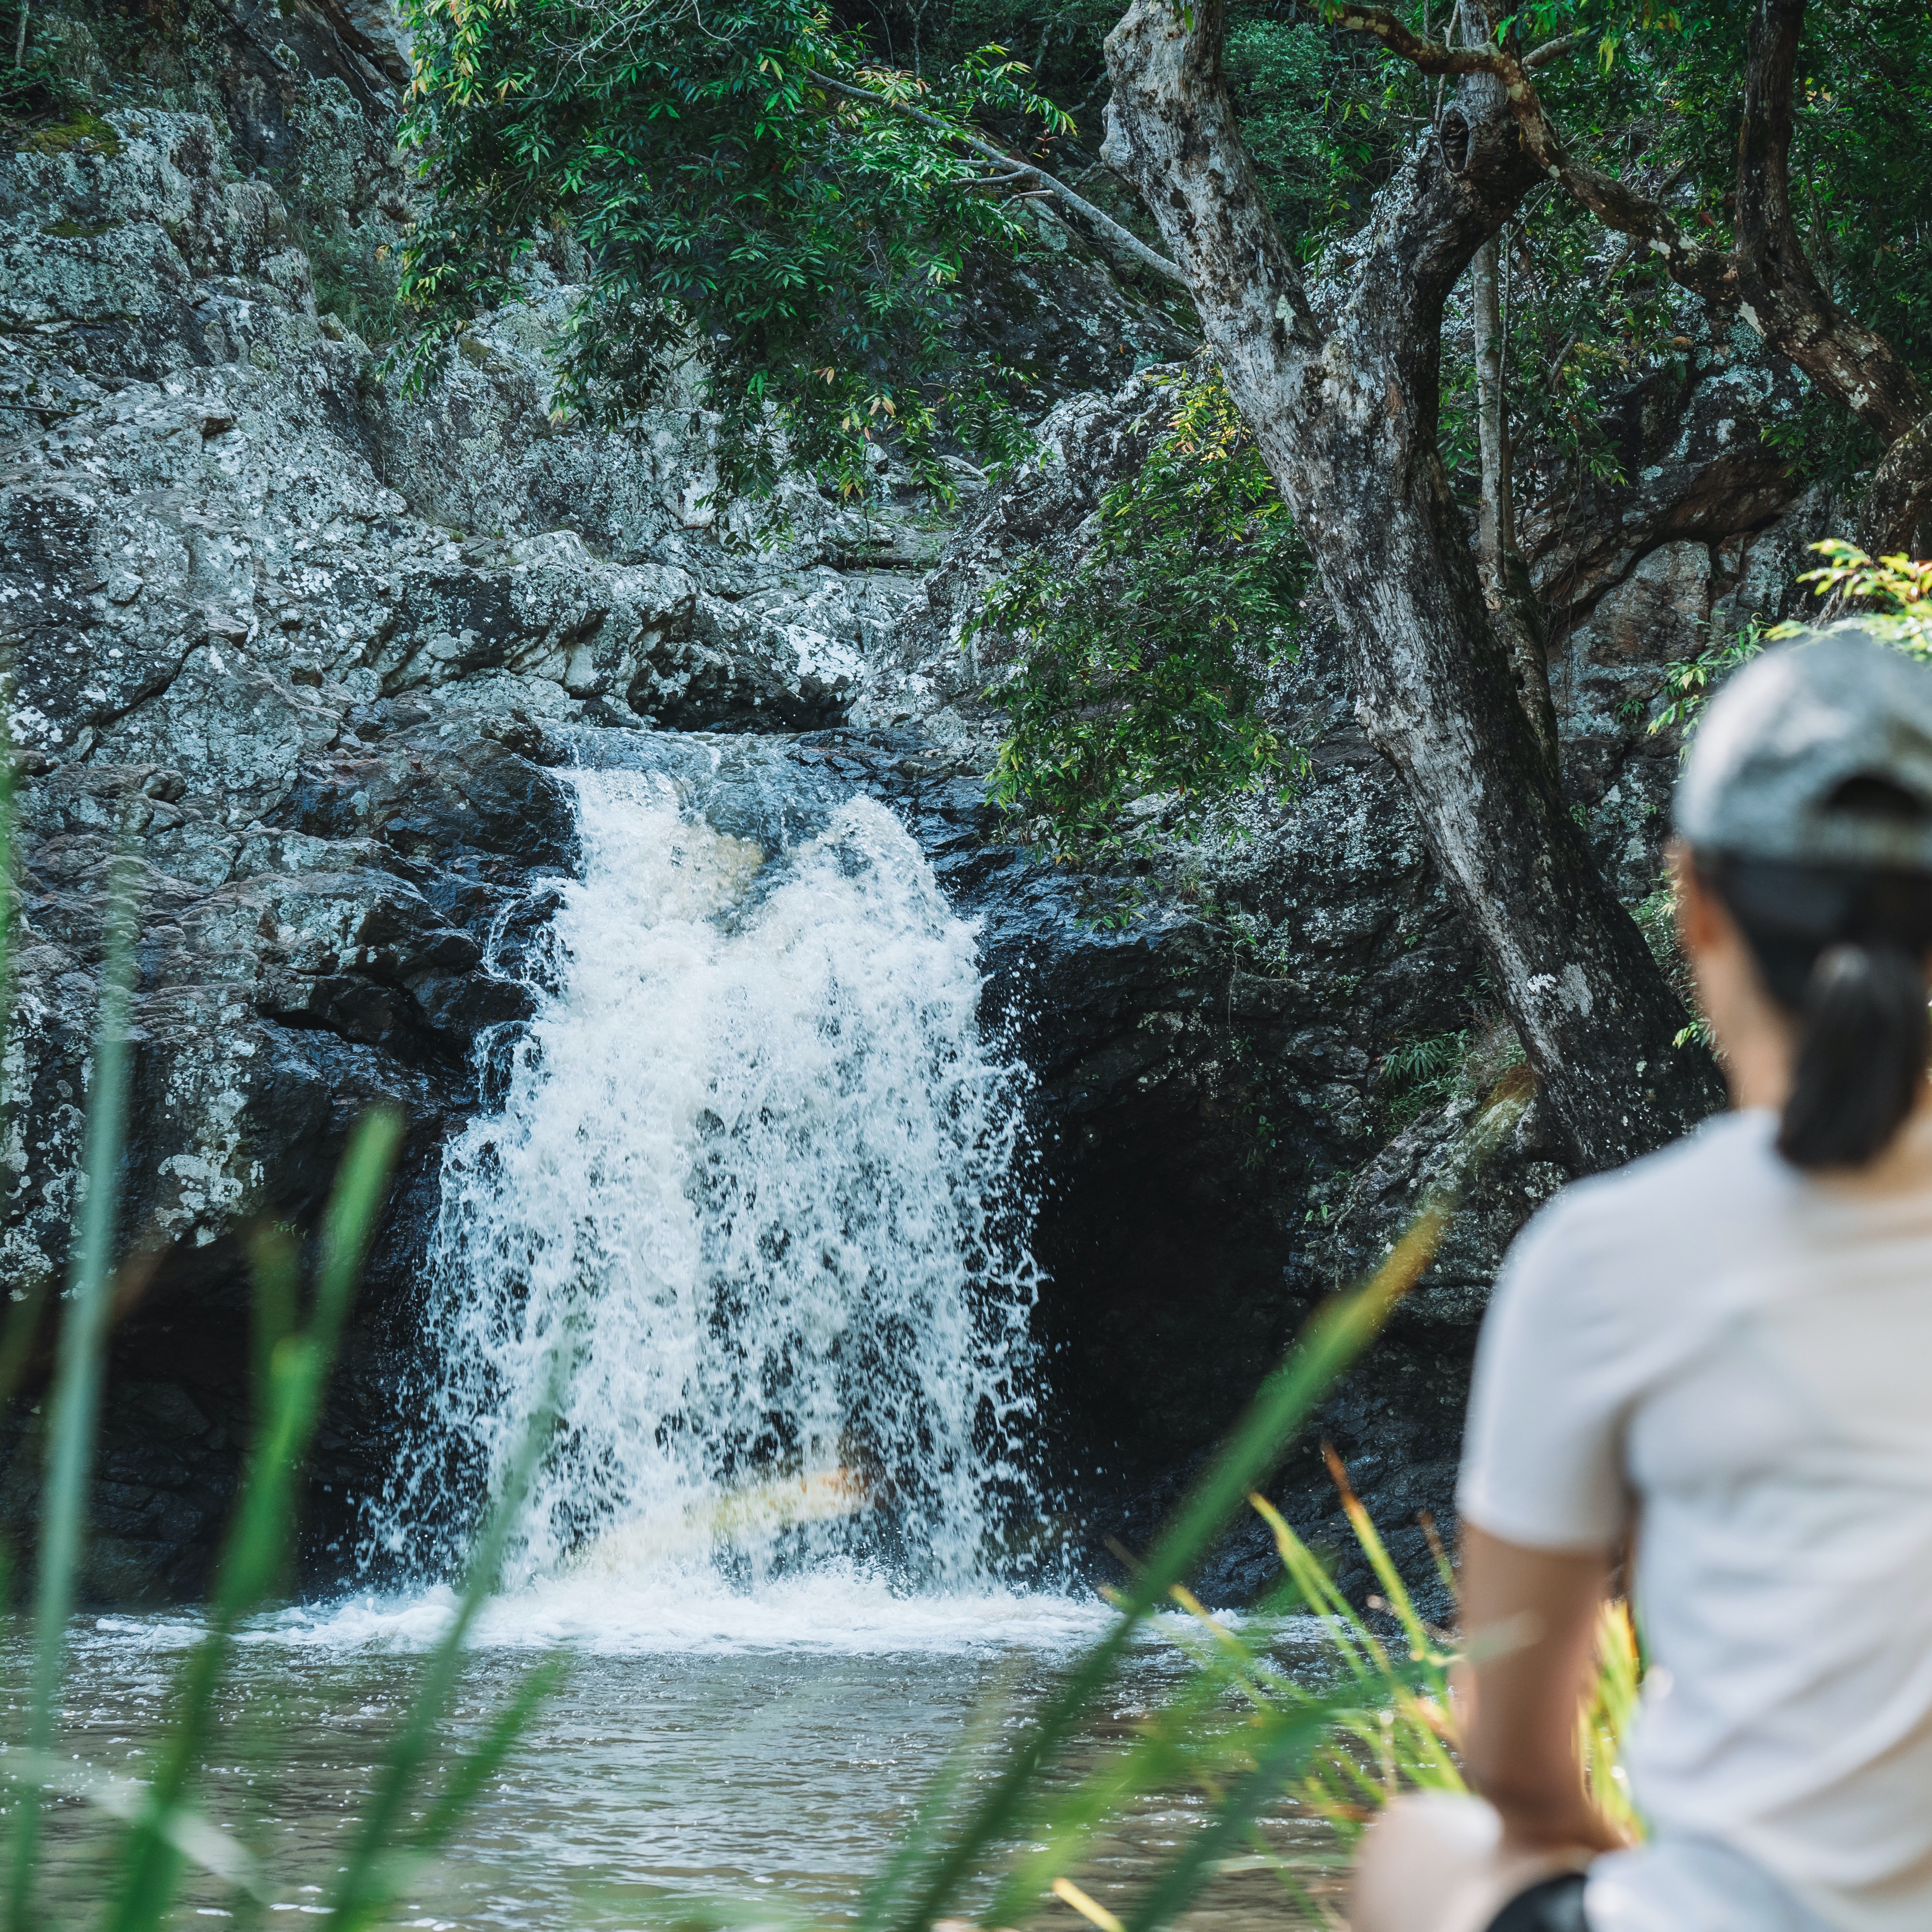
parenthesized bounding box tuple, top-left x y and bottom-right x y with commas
(396, 0, 1932, 855)
(398, 0, 1071, 498)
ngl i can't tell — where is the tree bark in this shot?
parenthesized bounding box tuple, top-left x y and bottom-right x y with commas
(1460, 0, 1559, 769)
(1471, 234, 1560, 767)
(1102, 0, 1719, 1172)
(1471, 236, 1511, 565)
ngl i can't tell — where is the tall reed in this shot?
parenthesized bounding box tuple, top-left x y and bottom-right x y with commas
(0, 772, 564, 1931)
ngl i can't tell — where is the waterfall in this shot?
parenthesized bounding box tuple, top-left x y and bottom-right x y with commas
(371, 760, 1044, 1600)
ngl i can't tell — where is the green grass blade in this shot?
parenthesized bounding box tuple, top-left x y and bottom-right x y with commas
(325, 1343, 568, 1932)
(1319, 1446, 1436, 1664)
(0, 1752, 266, 1903)
(0, 753, 27, 1669)
(106, 1109, 403, 1932)
(308, 1113, 406, 1355)
(1418, 1510, 1457, 1600)
(867, 1200, 1449, 1932)
(991, 1559, 1435, 1929)
(982, 1677, 1256, 1927)
(1116, 1691, 1400, 1932)
(248, 1226, 299, 1434)
(315, 1651, 568, 1920)
(1247, 1824, 1349, 1931)
(7, 834, 141, 1932)
(1247, 1494, 1388, 1682)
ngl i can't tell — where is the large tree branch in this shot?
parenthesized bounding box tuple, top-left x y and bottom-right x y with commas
(811, 72, 1187, 287)
(1730, 0, 1929, 456)
(1319, 2, 1735, 301)
(1102, 0, 1320, 342)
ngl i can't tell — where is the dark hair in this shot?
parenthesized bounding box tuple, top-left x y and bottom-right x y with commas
(1704, 853, 1932, 1169)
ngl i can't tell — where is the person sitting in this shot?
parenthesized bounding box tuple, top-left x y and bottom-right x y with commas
(1352, 630, 1932, 1932)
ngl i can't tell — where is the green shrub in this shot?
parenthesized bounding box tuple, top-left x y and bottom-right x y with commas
(978, 371, 1310, 864)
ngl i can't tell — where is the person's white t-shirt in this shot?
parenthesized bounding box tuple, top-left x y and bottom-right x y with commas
(1458, 1108, 1932, 1932)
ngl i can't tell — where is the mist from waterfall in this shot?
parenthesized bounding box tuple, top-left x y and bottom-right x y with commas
(369, 761, 1047, 1609)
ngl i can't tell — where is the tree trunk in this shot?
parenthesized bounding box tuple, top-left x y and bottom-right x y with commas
(1458, 0, 1558, 767)
(1471, 236, 1511, 565)
(1470, 230, 1560, 768)
(1102, 0, 1719, 1171)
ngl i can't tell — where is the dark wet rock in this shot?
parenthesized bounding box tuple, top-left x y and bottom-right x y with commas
(955, 213, 1197, 409)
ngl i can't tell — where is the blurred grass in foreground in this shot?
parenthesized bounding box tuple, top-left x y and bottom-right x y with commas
(0, 762, 565, 1932)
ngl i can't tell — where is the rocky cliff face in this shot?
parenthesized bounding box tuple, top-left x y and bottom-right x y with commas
(0, 43, 1825, 1605)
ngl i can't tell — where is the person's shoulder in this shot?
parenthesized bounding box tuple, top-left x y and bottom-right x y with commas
(1558, 1107, 1777, 1220)
(1510, 1109, 1780, 1282)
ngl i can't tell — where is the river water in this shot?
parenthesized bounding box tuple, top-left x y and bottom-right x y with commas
(5, 749, 1347, 1928)
(12, 1586, 1347, 1928)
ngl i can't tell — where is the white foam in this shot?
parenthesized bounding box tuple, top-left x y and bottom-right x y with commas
(369, 768, 1044, 1596)
(222, 1570, 1113, 1659)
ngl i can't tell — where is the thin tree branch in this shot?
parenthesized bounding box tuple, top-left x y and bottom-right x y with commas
(1317, 2, 1735, 301)
(811, 72, 1187, 286)
(1522, 31, 1579, 70)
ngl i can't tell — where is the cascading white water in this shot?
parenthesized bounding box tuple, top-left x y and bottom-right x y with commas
(373, 762, 1044, 1602)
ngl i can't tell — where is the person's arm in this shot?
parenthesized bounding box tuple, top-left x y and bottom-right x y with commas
(1455, 1524, 1629, 1856)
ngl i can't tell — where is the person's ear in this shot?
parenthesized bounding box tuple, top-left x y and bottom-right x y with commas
(1670, 841, 1726, 957)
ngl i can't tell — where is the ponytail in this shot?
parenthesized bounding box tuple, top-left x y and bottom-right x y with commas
(1778, 943, 1930, 1169)
(1705, 857, 1932, 1172)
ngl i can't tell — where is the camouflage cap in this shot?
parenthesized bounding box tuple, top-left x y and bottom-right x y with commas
(1675, 626, 1932, 872)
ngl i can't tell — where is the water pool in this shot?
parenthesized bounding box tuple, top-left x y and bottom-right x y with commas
(7, 1578, 1347, 1931)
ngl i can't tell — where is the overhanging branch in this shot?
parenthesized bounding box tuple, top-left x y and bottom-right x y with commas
(811, 72, 1187, 288)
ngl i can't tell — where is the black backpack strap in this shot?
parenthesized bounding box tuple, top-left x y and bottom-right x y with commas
(1486, 1871, 1591, 1932)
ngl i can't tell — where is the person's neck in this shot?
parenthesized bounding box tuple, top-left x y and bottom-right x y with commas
(1723, 1025, 1796, 1114)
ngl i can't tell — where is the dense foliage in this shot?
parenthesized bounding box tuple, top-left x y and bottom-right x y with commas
(822, 0, 1932, 497)
(1460, 0, 1932, 495)
(398, 0, 1068, 498)
(976, 374, 1311, 857)
(985, 1, 1932, 846)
